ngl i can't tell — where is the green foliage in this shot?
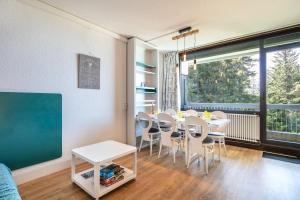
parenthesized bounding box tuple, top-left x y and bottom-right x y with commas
(267, 49, 300, 104)
(187, 56, 259, 103)
(187, 48, 300, 135)
(266, 49, 300, 134)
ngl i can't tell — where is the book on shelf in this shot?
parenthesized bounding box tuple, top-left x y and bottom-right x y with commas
(100, 164, 125, 187)
(100, 175, 124, 187)
(81, 163, 126, 187)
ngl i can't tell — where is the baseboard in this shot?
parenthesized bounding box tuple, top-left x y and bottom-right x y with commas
(225, 138, 262, 150)
(262, 143, 300, 157)
(225, 138, 300, 157)
(12, 158, 71, 185)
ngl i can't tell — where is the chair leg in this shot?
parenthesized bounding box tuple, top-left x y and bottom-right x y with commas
(150, 135, 153, 156)
(173, 147, 176, 164)
(139, 138, 143, 152)
(181, 139, 184, 150)
(158, 142, 162, 158)
(185, 143, 188, 166)
(212, 147, 215, 164)
(223, 138, 227, 156)
(204, 147, 208, 175)
(218, 138, 222, 161)
(179, 140, 183, 151)
(186, 154, 191, 168)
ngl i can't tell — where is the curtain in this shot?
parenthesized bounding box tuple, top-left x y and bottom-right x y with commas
(161, 52, 180, 111)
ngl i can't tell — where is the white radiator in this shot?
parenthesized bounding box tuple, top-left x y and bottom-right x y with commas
(226, 113, 260, 142)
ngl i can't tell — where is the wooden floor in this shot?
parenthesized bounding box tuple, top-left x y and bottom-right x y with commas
(19, 145, 300, 200)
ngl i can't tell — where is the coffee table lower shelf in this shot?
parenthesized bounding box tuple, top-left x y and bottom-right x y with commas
(72, 166, 135, 198)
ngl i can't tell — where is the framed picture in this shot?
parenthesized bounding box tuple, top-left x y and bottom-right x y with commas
(78, 54, 100, 89)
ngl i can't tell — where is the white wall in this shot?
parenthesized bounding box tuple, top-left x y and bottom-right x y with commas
(0, 0, 127, 184)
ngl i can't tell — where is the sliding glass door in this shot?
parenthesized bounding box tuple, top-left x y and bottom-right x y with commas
(265, 45, 300, 145)
(261, 31, 300, 147)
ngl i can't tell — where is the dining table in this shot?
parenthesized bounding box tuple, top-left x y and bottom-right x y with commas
(149, 113, 230, 163)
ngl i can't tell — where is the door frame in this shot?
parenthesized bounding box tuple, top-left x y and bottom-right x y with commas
(260, 41, 300, 149)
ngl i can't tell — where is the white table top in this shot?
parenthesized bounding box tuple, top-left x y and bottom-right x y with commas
(149, 114, 230, 127)
(205, 118, 230, 126)
(72, 140, 136, 165)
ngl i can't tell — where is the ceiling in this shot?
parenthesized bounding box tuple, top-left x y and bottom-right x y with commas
(40, 0, 300, 50)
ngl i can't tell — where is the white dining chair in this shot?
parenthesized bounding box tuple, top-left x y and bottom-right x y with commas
(157, 113, 183, 163)
(185, 109, 198, 117)
(184, 109, 199, 132)
(208, 111, 229, 158)
(137, 112, 160, 156)
(164, 109, 177, 117)
(185, 116, 215, 174)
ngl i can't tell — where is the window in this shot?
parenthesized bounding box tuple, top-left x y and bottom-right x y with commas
(180, 29, 300, 148)
(181, 41, 260, 112)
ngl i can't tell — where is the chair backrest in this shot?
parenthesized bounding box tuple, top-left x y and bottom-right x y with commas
(211, 111, 228, 132)
(137, 112, 152, 140)
(157, 113, 176, 147)
(185, 109, 198, 117)
(211, 111, 227, 119)
(164, 109, 177, 117)
(185, 116, 209, 155)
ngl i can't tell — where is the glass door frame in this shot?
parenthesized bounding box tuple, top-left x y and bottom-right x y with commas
(260, 41, 300, 148)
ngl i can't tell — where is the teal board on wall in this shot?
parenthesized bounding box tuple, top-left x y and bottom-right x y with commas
(0, 92, 62, 170)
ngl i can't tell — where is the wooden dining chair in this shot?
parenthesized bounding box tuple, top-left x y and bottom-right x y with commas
(208, 111, 229, 158)
(137, 112, 160, 156)
(157, 113, 183, 163)
(185, 116, 215, 174)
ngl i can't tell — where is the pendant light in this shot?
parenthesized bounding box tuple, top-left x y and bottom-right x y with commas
(171, 27, 199, 62)
(176, 39, 179, 69)
(193, 32, 197, 70)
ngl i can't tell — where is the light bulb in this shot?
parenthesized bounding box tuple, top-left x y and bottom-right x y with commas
(183, 53, 186, 61)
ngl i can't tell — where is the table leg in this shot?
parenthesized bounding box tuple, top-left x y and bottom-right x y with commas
(71, 154, 76, 182)
(133, 151, 137, 177)
(94, 165, 100, 199)
(204, 146, 208, 174)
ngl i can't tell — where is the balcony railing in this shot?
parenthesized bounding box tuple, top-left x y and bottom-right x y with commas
(185, 102, 259, 111)
(184, 103, 300, 143)
(266, 106, 300, 143)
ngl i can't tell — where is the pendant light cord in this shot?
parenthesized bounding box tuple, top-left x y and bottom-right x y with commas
(184, 36, 186, 53)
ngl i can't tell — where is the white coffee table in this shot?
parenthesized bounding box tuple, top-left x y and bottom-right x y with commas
(71, 140, 137, 199)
